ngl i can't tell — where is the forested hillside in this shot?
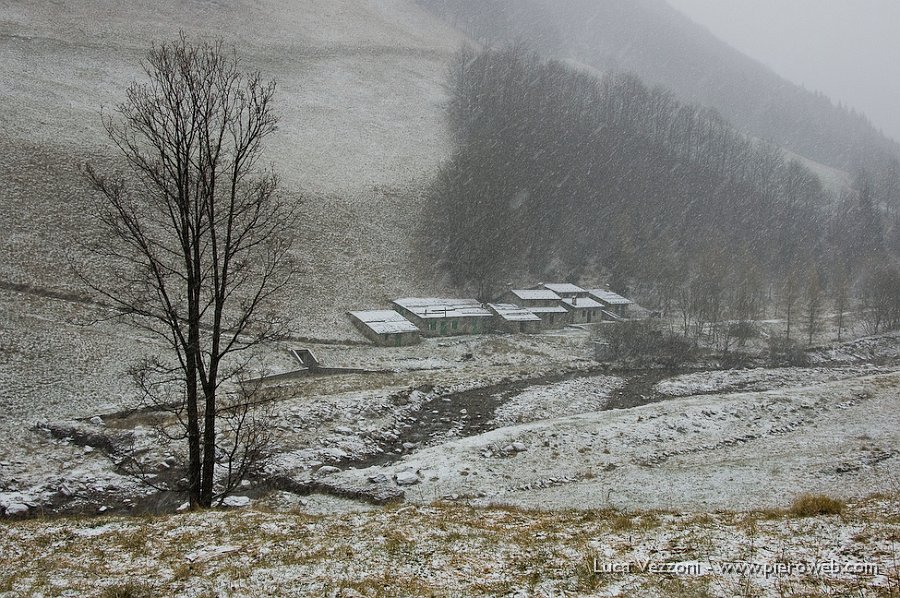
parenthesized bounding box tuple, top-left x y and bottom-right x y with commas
(424, 49, 900, 334)
(418, 0, 900, 178)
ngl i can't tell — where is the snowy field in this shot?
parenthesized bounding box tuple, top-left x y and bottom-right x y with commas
(655, 365, 894, 397)
(0, 496, 897, 596)
(3, 299, 899, 519)
(332, 369, 900, 512)
(2, 295, 900, 597)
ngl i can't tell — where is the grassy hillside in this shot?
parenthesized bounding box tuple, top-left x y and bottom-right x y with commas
(1, 496, 897, 596)
(0, 0, 470, 338)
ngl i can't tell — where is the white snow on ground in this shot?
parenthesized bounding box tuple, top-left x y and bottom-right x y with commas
(0, 496, 897, 596)
(491, 375, 625, 427)
(0, 307, 600, 516)
(333, 370, 900, 512)
(808, 330, 900, 363)
(655, 364, 892, 397)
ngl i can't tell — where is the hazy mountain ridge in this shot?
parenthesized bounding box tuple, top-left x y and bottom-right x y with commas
(418, 0, 900, 176)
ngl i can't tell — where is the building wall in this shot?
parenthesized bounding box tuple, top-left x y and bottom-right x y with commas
(567, 308, 600, 324)
(350, 316, 421, 347)
(415, 315, 490, 337)
(533, 312, 569, 329)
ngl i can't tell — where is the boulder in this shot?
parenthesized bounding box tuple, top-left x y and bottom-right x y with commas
(395, 471, 419, 486)
(221, 495, 251, 508)
(5, 503, 28, 517)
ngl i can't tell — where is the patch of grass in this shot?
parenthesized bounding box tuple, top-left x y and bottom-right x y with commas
(610, 513, 634, 531)
(468, 579, 516, 595)
(98, 582, 154, 598)
(111, 531, 147, 555)
(788, 494, 845, 518)
(276, 544, 331, 567)
(340, 573, 439, 598)
(637, 513, 662, 530)
(653, 576, 713, 598)
(382, 530, 415, 557)
(0, 574, 15, 593)
(171, 562, 195, 582)
(573, 548, 606, 592)
(685, 513, 713, 526)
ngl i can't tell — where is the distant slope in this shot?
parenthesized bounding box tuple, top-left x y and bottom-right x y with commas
(418, 0, 900, 175)
(0, 0, 466, 193)
(0, 0, 469, 337)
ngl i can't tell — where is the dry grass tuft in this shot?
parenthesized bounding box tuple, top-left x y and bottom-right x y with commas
(788, 494, 845, 517)
(98, 582, 154, 598)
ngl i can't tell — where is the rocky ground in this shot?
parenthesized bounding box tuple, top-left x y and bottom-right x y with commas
(2, 320, 900, 519)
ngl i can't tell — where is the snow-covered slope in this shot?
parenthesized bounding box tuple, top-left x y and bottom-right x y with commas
(1, 0, 465, 193)
(0, 0, 470, 340)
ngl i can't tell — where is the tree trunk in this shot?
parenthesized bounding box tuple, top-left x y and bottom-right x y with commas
(186, 329, 202, 508)
(201, 386, 217, 507)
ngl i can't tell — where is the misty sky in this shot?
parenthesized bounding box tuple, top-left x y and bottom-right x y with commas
(666, 0, 900, 143)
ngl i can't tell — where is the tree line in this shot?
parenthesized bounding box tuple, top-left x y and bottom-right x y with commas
(417, 0, 900, 178)
(423, 47, 900, 341)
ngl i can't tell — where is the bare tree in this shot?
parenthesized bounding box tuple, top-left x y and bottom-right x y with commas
(860, 260, 900, 335)
(82, 35, 296, 508)
(803, 267, 823, 346)
(782, 273, 801, 342)
(831, 262, 850, 342)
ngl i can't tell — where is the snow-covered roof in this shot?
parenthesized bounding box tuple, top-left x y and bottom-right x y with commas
(542, 283, 585, 295)
(392, 298, 493, 319)
(588, 289, 633, 306)
(527, 306, 568, 314)
(560, 297, 603, 310)
(488, 303, 542, 322)
(349, 310, 419, 334)
(508, 289, 561, 301)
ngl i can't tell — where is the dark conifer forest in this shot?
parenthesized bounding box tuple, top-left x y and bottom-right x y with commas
(424, 48, 900, 332)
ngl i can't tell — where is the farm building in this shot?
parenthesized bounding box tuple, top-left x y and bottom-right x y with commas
(502, 289, 568, 328)
(392, 298, 493, 337)
(587, 289, 634, 318)
(348, 310, 421, 347)
(503, 288, 562, 307)
(540, 283, 588, 299)
(487, 303, 543, 334)
(525, 305, 569, 329)
(561, 296, 603, 324)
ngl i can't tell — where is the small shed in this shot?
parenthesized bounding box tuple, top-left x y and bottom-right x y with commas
(540, 283, 588, 299)
(348, 310, 421, 347)
(487, 303, 543, 334)
(392, 298, 493, 337)
(526, 305, 569, 329)
(561, 296, 603, 324)
(587, 289, 634, 318)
